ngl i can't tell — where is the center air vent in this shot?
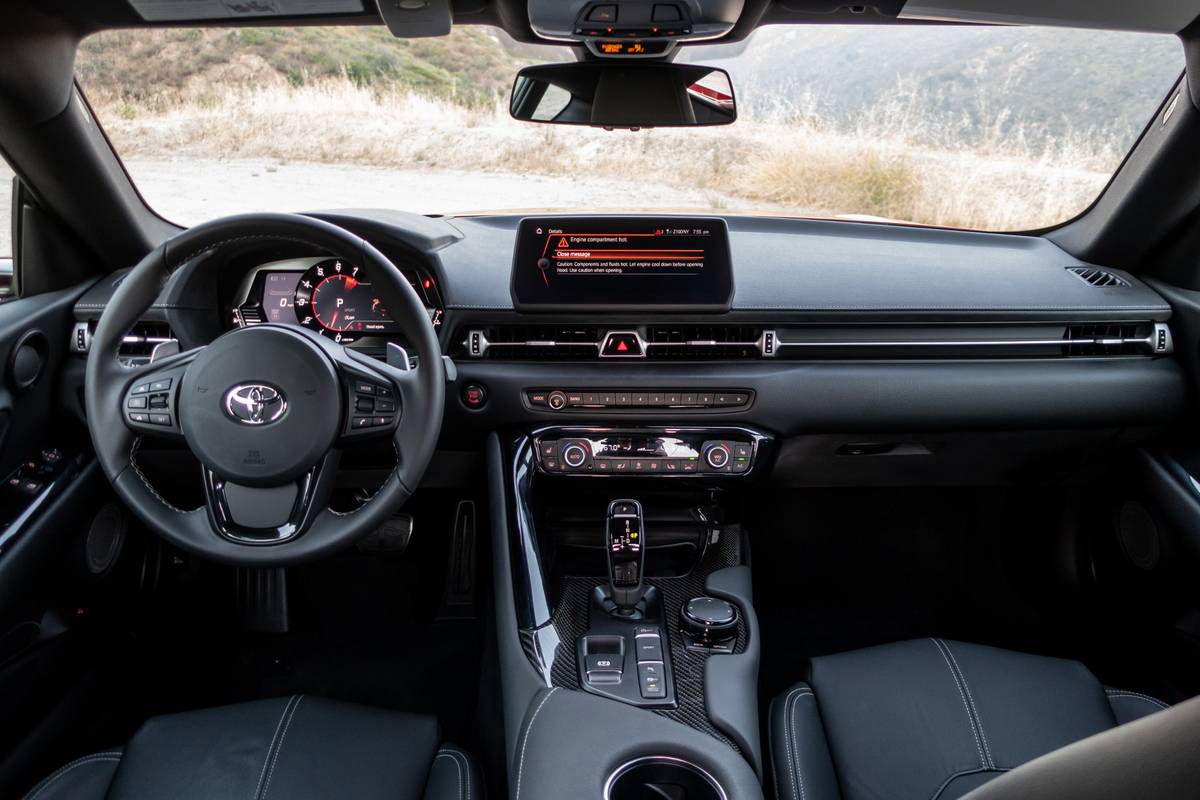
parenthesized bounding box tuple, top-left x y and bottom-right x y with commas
(1068, 267, 1130, 288)
(644, 325, 762, 360)
(461, 325, 763, 361)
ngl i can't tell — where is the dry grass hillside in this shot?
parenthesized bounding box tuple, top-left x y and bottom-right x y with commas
(75, 26, 1151, 230)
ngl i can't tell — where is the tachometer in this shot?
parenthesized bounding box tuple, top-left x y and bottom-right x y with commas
(293, 258, 396, 342)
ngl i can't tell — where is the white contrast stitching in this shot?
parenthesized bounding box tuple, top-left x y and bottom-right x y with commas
(938, 639, 994, 769)
(260, 695, 303, 800)
(930, 638, 986, 769)
(24, 753, 122, 800)
(786, 688, 813, 800)
(515, 688, 557, 800)
(254, 695, 299, 800)
(1105, 690, 1169, 711)
(130, 436, 190, 513)
(435, 750, 468, 800)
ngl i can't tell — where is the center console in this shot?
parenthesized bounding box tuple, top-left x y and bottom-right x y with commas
(489, 424, 768, 799)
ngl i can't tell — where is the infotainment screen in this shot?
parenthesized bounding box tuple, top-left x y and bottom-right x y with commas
(510, 217, 733, 311)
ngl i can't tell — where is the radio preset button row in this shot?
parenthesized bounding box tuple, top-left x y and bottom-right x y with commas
(528, 388, 750, 410)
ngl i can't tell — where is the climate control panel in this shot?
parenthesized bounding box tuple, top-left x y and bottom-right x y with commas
(533, 428, 765, 477)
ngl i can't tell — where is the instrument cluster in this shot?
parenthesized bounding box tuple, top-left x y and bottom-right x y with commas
(232, 257, 444, 343)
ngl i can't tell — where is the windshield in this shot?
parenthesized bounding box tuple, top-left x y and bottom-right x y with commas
(77, 25, 1183, 232)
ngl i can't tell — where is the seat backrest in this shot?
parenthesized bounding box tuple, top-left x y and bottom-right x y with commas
(963, 695, 1200, 800)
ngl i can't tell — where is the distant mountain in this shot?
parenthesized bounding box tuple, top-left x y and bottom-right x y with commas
(686, 26, 1184, 147)
(77, 23, 1183, 152)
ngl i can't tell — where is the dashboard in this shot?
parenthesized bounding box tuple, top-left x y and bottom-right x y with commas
(68, 209, 1188, 486)
(230, 257, 444, 343)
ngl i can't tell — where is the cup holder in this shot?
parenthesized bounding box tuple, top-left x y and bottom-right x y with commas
(605, 756, 728, 800)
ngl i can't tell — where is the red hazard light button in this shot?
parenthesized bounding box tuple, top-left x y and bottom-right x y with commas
(601, 332, 644, 357)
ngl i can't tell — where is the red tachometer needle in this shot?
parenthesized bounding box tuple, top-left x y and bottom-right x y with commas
(330, 311, 339, 328)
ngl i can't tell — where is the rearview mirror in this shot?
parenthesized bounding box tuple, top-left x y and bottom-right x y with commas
(510, 62, 736, 129)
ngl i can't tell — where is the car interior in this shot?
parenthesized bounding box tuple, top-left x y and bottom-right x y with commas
(3, 0, 1200, 798)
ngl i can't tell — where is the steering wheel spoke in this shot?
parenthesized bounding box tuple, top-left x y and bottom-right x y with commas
(121, 347, 203, 440)
(202, 450, 340, 544)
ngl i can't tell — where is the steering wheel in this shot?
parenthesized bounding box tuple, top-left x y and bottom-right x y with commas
(84, 213, 444, 565)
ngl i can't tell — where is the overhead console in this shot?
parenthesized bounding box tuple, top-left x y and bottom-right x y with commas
(511, 216, 733, 312)
(527, 0, 745, 55)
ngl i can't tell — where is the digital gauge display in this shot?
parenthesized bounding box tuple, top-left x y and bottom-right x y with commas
(243, 258, 443, 343)
(291, 259, 400, 342)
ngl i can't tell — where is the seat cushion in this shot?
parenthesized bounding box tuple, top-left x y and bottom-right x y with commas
(770, 638, 1169, 800)
(23, 695, 480, 800)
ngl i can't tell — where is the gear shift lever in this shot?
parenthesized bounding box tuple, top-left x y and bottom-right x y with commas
(606, 499, 646, 615)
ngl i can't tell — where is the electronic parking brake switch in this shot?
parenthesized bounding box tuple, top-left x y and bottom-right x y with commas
(580, 500, 670, 702)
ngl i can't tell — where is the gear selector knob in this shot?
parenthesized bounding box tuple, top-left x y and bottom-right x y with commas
(606, 499, 646, 615)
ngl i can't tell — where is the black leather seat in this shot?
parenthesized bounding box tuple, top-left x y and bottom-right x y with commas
(770, 638, 1170, 800)
(23, 695, 480, 800)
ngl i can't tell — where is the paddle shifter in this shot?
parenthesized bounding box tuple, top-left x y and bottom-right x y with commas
(606, 499, 646, 615)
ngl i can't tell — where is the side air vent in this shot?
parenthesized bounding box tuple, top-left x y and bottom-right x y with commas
(70, 319, 177, 366)
(1068, 267, 1130, 288)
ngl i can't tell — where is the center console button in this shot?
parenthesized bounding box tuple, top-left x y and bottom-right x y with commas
(586, 653, 623, 675)
(704, 443, 732, 470)
(563, 442, 589, 469)
(636, 636, 664, 662)
(632, 393, 649, 406)
(594, 459, 612, 472)
(547, 390, 567, 410)
(639, 670, 666, 699)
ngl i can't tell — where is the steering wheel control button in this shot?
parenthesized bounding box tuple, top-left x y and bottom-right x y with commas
(127, 396, 148, 409)
(128, 412, 149, 423)
(547, 390, 568, 410)
(149, 413, 171, 426)
(354, 380, 375, 395)
(462, 384, 487, 409)
(131, 383, 150, 394)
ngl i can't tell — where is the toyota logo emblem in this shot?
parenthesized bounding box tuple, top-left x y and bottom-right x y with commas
(223, 383, 287, 425)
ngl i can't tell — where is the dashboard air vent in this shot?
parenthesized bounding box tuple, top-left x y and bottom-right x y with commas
(644, 325, 762, 360)
(119, 320, 176, 365)
(1068, 267, 1129, 288)
(1062, 323, 1147, 356)
(484, 325, 603, 360)
(460, 325, 765, 361)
